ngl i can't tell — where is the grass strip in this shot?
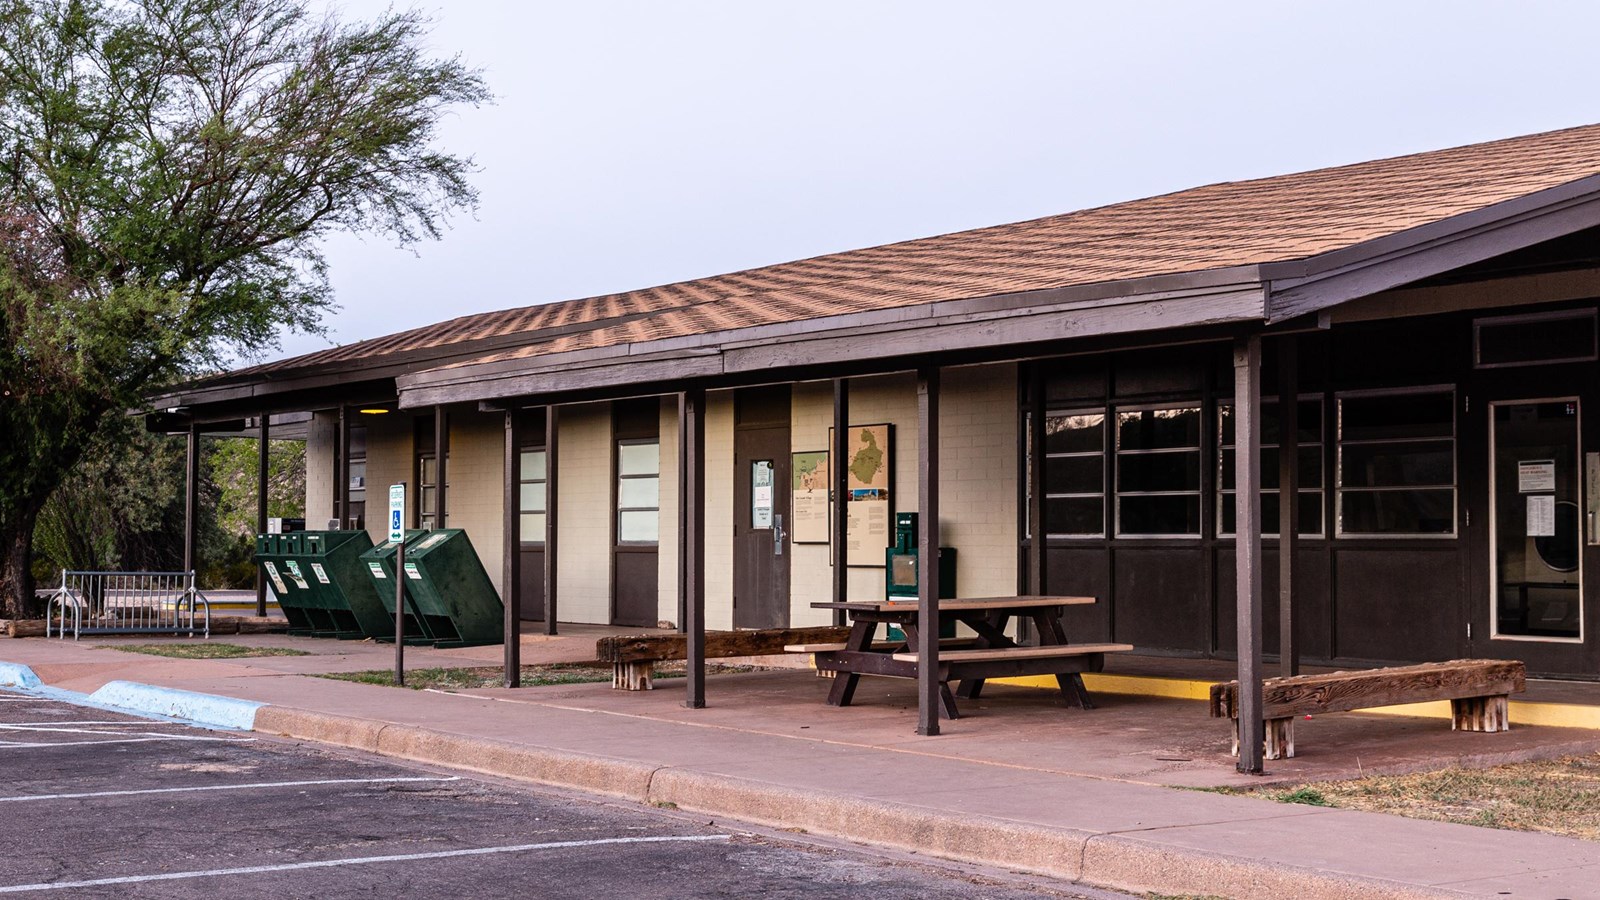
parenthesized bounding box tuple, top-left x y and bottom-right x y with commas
(106, 643, 311, 659)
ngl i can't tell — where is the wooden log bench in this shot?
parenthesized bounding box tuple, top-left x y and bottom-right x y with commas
(596, 626, 851, 690)
(1209, 659, 1527, 760)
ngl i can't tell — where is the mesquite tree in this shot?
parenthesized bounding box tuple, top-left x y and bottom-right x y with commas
(0, 0, 487, 616)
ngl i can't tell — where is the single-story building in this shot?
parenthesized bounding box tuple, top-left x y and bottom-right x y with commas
(148, 122, 1600, 769)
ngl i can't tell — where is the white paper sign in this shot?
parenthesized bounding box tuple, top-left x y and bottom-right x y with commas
(1519, 460, 1556, 493)
(1528, 494, 1557, 537)
(367, 561, 387, 580)
(310, 562, 330, 584)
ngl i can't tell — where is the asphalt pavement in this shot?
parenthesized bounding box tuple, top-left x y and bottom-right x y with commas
(0, 691, 1124, 899)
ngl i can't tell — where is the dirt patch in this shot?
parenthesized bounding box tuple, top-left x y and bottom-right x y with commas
(314, 661, 761, 691)
(1220, 752, 1600, 840)
(105, 643, 311, 659)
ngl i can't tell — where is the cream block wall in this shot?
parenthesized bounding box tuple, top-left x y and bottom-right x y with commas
(360, 411, 414, 545)
(554, 402, 614, 624)
(704, 392, 736, 630)
(304, 412, 338, 522)
(441, 408, 505, 598)
(657, 397, 680, 627)
(786, 364, 1018, 625)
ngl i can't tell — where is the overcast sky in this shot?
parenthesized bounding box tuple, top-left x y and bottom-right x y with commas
(274, 1, 1600, 362)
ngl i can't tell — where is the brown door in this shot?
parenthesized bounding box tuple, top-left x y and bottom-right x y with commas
(613, 400, 661, 628)
(733, 387, 791, 629)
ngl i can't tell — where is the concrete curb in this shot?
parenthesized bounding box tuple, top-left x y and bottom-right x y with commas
(255, 703, 1467, 900)
(0, 661, 41, 690)
(86, 681, 264, 730)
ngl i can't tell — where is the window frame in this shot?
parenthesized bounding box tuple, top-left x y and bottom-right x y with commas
(518, 446, 548, 546)
(1216, 395, 1327, 539)
(415, 451, 450, 530)
(1473, 308, 1598, 370)
(615, 437, 661, 546)
(1041, 407, 1108, 539)
(1335, 385, 1458, 539)
(1113, 402, 1204, 539)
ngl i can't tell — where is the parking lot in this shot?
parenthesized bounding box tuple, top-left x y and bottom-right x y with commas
(0, 690, 1116, 898)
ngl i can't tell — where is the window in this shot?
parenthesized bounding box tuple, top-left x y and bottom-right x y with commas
(1043, 411, 1106, 537)
(617, 439, 660, 543)
(1336, 388, 1456, 536)
(347, 425, 367, 529)
(1218, 399, 1324, 537)
(417, 453, 449, 529)
(1115, 405, 1201, 536)
(519, 449, 547, 542)
(1474, 309, 1597, 369)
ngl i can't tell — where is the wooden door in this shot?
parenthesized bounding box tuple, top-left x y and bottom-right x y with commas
(612, 400, 661, 628)
(734, 387, 791, 629)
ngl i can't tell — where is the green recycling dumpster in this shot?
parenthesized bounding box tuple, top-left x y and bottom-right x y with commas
(359, 530, 435, 644)
(295, 530, 391, 638)
(256, 532, 360, 637)
(360, 528, 503, 648)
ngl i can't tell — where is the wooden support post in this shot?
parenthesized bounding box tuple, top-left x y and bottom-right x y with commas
(1278, 337, 1299, 677)
(338, 406, 351, 528)
(682, 388, 707, 709)
(183, 423, 199, 574)
(1025, 363, 1046, 646)
(916, 366, 941, 736)
(434, 405, 448, 529)
(503, 410, 521, 687)
(1234, 335, 1266, 774)
(255, 413, 270, 617)
(831, 378, 850, 625)
(544, 405, 559, 634)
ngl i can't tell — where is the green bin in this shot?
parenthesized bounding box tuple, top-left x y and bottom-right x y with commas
(256, 533, 349, 637)
(296, 530, 389, 639)
(359, 531, 441, 645)
(361, 529, 503, 648)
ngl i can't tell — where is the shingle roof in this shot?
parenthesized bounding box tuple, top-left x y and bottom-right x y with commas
(218, 121, 1600, 383)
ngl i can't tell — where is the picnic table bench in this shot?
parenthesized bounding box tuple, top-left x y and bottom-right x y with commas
(596, 625, 850, 690)
(1209, 658, 1527, 759)
(810, 596, 1132, 719)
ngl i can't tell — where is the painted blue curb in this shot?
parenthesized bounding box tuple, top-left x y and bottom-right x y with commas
(87, 681, 264, 730)
(0, 661, 41, 690)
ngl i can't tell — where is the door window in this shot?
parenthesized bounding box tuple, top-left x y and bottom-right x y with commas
(617, 440, 660, 544)
(519, 449, 547, 542)
(1491, 400, 1582, 641)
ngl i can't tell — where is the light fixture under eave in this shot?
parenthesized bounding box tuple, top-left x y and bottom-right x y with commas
(358, 408, 391, 415)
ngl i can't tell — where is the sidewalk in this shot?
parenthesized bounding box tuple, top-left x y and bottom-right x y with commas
(3, 635, 1598, 899)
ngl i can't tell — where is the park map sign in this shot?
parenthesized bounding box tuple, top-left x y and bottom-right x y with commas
(801, 424, 892, 566)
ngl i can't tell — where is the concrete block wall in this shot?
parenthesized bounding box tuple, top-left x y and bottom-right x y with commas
(657, 396, 680, 627)
(360, 411, 413, 546)
(441, 408, 505, 599)
(704, 391, 736, 630)
(554, 402, 613, 624)
(304, 411, 338, 522)
(786, 364, 1018, 625)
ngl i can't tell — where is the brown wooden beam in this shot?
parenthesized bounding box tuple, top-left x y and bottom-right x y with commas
(434, 405, 449, 530)
(544, 405, 560, 635)
(682, 388, 707, 709)
(503, 409, 522, 687)
(916, 366, 941, 736)
(1026, 362, 1046, 644)
(338, 406, 351, 528)
(830, 378, 850, 625)
(255, 413, 269, 617)
(1277, 336, 1299, 677)
(1233, 335, 1265, 774)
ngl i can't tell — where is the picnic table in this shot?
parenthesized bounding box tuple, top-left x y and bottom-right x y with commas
(804, 596, 1131, 719)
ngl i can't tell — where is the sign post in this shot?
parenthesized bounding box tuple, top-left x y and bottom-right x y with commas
(389, 483, 407, 686)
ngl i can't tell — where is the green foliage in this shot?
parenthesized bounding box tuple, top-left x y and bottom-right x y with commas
(0, 0, 487, 614)
(106, 642, 309, 659)
(209, 437, 305, 538)
(1277, 787, 1329, 806)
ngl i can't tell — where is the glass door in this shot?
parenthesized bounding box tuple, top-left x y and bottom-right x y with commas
(1490, 399, 1582, 642)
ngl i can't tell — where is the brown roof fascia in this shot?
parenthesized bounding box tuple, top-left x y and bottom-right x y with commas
(395, 271, 1267, 408)
(1262, 173, 1600, 321)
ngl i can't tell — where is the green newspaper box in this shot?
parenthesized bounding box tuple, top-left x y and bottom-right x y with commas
(362, 528, 503, 648)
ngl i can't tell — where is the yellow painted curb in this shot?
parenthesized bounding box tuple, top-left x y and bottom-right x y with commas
(992, 673, 1600, 730)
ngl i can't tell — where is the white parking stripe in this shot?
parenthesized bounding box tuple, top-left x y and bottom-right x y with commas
(0, 834, 732, 893)
(0, 736, 253, 749)
(0, 725, 243, 740)
(0, 775, 462, 803)
(0, 721, 150, 727)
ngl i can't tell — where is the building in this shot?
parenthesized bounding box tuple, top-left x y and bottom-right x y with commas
(149, 123, 1600, 767)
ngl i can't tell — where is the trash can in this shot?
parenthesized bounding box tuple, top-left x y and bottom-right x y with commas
(256, 533, 344, 636)
(359, 531, 438, 645)
(295, 530, 388, 639)
(379, 529, 504, 648)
